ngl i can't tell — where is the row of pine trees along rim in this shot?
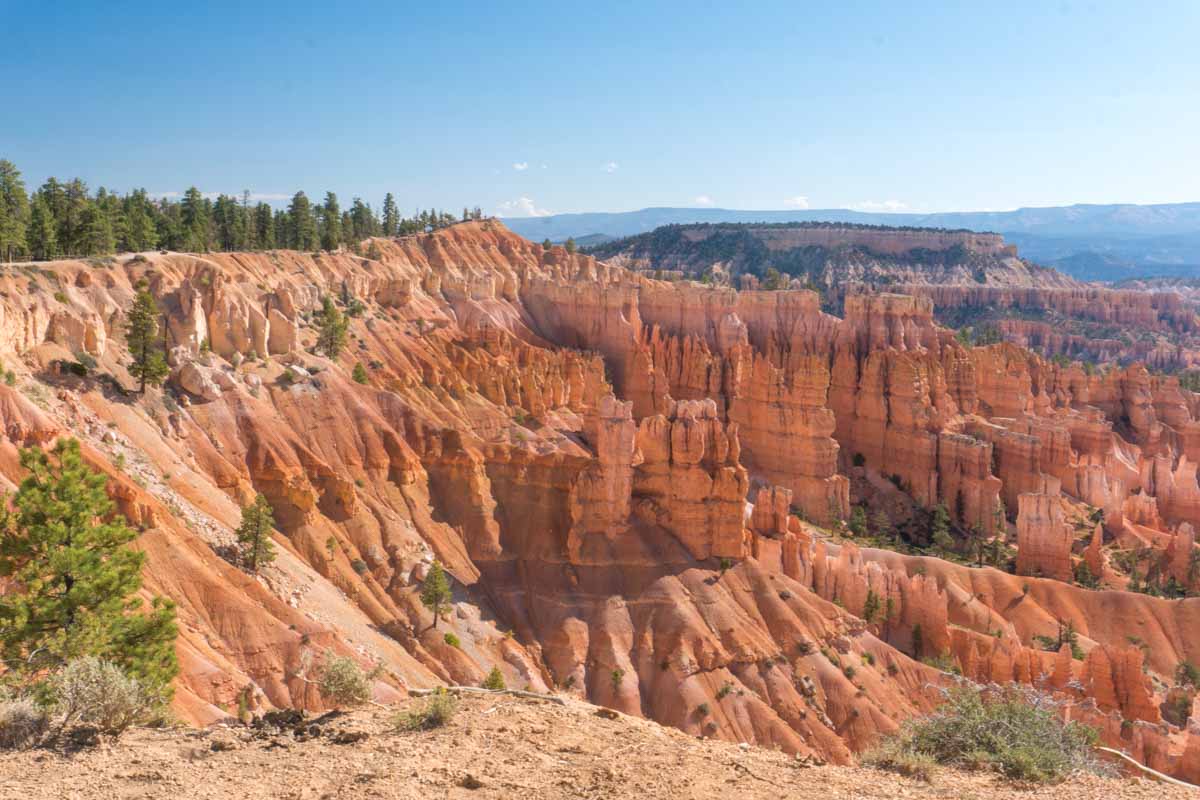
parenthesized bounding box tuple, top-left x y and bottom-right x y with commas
(0, 158, 484, 261)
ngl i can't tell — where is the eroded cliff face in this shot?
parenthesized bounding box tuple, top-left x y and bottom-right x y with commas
(1, 221, 1197, 777)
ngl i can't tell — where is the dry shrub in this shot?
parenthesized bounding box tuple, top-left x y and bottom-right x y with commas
(0, 698, 48, 749)
(864, 684, 1103, 784)
(51, 657, 160, 736)
(393, 692, 457, 731)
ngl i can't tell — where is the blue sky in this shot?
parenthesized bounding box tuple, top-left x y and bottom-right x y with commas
(2, 1, 1198, 217)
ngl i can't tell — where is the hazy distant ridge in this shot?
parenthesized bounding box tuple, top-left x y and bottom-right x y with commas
(504, 203, 1200, 280)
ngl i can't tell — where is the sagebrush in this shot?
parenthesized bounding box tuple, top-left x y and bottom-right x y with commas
(393, 692, 457, 731)
(864, 684, 1102, 783)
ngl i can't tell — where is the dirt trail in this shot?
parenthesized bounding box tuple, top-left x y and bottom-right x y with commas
(0, 693, 1191, 800)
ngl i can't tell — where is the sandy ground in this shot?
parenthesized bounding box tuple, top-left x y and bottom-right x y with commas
(0, 693, 1192, 800)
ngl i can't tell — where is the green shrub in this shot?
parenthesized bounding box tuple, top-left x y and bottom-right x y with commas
(0, 698, 48, 749)
(306, 650, 376, 708)
(394, 692, 457, 731)
(443, 632, 460, 648)
(865, 685, 1101, 784)
(481, 667, 505, 691)
(352, 362, 369, 384)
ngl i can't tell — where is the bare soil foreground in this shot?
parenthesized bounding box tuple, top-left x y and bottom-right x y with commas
(0, 693, 1191, 800)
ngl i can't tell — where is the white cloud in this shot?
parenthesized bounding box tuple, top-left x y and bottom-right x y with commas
(693, 194, 714, 206)
(496, 196, 551, 218)
(784, 195, 810, 209)
(512, 162, 529, 171)
(850, 199, 908, 212)
(604, 161, 619, 173)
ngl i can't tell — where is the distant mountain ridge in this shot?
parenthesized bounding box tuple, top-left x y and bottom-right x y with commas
(503, 202, 1200, 281)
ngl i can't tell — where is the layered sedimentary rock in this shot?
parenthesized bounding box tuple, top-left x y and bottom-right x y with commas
(2, 220, 1199, 778)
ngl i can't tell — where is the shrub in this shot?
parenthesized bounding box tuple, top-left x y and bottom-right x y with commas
(481, 667, 505, 691)
(352, 362, 369, 384)
(307, 650, 376, 708)
(443, 632, 460, 648)
(51, 657, 161, 736)
(394, 692, 457, 731)
(843, 665, 857, 679)
(696, 702, 710, 717)
(0, 698, 48, 749)
(865, 685, 1101, 784)
(716, 682, 733, 699)
(3, 371, 14, 386)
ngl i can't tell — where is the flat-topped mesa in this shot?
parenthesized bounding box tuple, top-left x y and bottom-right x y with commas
(681, 224, 1014, 257)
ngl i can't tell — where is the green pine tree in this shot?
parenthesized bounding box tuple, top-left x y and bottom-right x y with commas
(862, 589, 881, 624)
(288, 191, 318, 250)
(236, 494, 276, 574)
(482, 666, 505, 690)
(0, 438, 178, 697)
(381, 193, 399, 237)
(352, 362, 369, 384)
(76, 202, 115, 256)
(931, 503, 954, 554)
(320, 192, 342, 251)
(0, 159, 30, 262)
(180, 187, 210, 252)
(27, 194, 57, 260)
(126, 285, 169, 392)
(420, 561, 452, 629)
(848, 505, 868, 536)
(564, 237, 576, 254)
(872, 509, 894, 545)
(316, 296, 348, 358)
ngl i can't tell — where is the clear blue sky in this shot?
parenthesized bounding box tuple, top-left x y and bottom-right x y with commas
(2, 0, 1198, 216)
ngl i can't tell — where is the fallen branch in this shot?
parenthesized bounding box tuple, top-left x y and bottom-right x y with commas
(1096, 747, 1200, 790)
(409, 686, 567, 705)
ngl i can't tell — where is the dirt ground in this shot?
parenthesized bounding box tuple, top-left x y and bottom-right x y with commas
(0, 693, 1192, 800)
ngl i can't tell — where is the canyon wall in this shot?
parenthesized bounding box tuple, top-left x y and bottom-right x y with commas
(0, 220, 1196, 777)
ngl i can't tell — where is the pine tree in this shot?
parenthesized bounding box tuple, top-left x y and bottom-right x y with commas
(381, 193, 399, 237)
(565, 237, 576, 254)
(542, 238, 551, 251)
(0, 159, 30, 262)
(420, 561, 452, 629)
(352, 362, 369, 384)
(911, 623, 924, 658)
(482, 667, 505, 690)
(872, 509, 893, 545)
(862, 589, 881, 624)
(76, 203, 115, 255)
(126, 285, 169, 392)
(0, 438, 178, 696)
(288, 191, 318, 250)
(180, 187, 210, 252)
(236, 494, 276, 574)
(121, 189, 159, 252)
(320, 192, 342, 251)
(848, 505, 867, 536)
(931, 503, 954, 554)
(254, 203, 275, 249)
(316, 296, 348, 358)
(27, 194, 57, 260)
